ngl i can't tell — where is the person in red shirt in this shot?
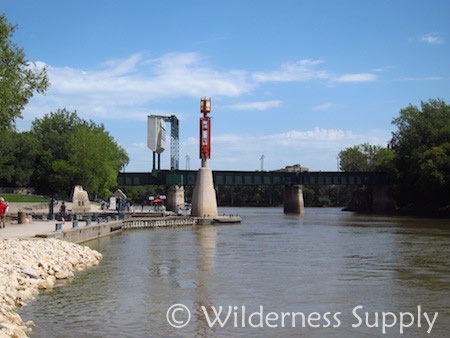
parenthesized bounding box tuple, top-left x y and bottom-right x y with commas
(0, 197, 7, 228)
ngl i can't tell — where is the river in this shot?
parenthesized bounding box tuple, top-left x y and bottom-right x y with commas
(20, 207, 450, 337)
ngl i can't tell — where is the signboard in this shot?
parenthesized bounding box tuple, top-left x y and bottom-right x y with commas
(147, 116, 166, 154)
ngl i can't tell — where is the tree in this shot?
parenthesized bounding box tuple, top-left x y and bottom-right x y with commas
(0, 130, 41, 187)
(338, 143, 394, 172)
(390, 99, 450, 210)
(338, 144, 395, 212)
(30, 109, 129, 197)
(30, 109, 83, 194)
(0, 15, 49, 130)
(65, 123, 129, 197)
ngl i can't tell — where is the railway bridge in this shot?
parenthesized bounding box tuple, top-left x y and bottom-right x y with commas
(118, 170, 390, 214)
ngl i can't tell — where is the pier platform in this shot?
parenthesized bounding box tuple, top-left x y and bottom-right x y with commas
(1, 203, 242, 244)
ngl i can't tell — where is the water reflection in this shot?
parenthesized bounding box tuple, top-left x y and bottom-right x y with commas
(193, 225, 218, 337)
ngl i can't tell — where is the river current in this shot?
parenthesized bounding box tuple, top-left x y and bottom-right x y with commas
(20, 207, 450, 337)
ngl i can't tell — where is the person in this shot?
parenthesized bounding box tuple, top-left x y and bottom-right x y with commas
(0, 197, 7, 228)
(59, 201, 67, 222)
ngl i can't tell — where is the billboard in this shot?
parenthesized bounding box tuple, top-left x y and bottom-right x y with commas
(147, 116, 166, 154)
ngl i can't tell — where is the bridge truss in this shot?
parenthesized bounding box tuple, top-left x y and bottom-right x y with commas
(118, 170, 388, 187)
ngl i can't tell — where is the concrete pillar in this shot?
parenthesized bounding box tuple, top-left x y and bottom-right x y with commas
(166, 185, 185, 213)
(284, 185, 305, 215)
(191, 167, 218, 218)
(372, 185, 395, 213)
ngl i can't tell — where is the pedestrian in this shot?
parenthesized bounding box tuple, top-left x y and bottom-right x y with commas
(59, 201, 67, 223)
(0, 197, 7, 228)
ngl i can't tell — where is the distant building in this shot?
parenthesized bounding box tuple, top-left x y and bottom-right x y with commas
(276, 164, 309, 172)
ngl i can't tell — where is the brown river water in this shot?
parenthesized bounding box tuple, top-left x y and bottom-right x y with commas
(20, 207, 450, 337)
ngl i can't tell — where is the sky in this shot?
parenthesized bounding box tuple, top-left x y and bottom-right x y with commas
(2, 0, 450, 172)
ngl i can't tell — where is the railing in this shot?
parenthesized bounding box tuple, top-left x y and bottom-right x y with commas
(122, 217, 196, 229)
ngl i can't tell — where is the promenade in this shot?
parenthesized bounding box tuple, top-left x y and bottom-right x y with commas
(0, 202, 101, 240)
(0, 219, 76, 240)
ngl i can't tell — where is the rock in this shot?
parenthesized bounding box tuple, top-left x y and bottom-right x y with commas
(0, 238, 102, 338)
(54, 270, 70, 279)
(21, 268, 39, 279)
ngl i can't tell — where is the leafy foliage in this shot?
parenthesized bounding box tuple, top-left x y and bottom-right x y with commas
(0, 130, 42, 187)
(339, 143, 395, 172)
(390, 99, 450, 209)
(0, 15, 49, 130)
(27, 109, 129, 198)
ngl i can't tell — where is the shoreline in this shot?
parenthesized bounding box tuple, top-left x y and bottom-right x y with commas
(0, 238, 102, 338)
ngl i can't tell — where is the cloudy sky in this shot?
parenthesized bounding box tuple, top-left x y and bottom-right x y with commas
(2, 0, 450, 171)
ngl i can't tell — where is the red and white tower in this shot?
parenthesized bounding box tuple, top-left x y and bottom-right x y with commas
(199, 98, 211, 167)
(191, 97, 218, 218)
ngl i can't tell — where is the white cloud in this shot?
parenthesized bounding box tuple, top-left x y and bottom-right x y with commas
(394, 76, 444, 82)
(420, 32, 445, 45)
(126, 126, 391, 172)
(312, 103, 334, 111)
(252, 59, 377, 85)
(332, 73, 377, 83)
(204, 127, 388, 171)
(223, 100, 282, 111)
(252, 59, 328, 83)
(23, 53, 379, 125)
(261, 127, 355, 143)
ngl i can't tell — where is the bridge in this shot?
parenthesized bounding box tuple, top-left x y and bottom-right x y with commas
(118, 170, 388, 187)
(118, 170, 390, 215)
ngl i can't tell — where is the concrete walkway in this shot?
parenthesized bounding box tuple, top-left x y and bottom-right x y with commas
(0, 202, 101, 240)
(0, 219, 78, 240)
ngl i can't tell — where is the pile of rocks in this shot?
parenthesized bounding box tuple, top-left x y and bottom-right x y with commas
(0, 238, 102, 337)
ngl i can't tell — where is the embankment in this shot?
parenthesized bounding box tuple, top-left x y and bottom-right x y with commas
(0, 238, 102, 338)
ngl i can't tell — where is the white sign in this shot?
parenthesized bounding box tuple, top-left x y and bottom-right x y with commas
(147, 116, 166, 154)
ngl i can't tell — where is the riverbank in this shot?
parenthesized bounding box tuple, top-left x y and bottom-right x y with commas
(0, 238, 102, 338)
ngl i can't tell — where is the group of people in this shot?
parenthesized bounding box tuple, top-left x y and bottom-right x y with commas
(0, 197, 8, 228)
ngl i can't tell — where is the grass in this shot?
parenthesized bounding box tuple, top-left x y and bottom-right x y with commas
(0, 194, 49, 203)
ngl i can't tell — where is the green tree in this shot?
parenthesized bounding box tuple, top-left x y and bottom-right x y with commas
(30, 109, 82, 194)
(390, 99, 450, 210)
(30, 109, 129, 197)
(338, 144, 395, 212)
(0, 130, 41, 187)
(0, 15, 49, 130)
(339, 143, 394, 172)
(65, 123, 129, 197)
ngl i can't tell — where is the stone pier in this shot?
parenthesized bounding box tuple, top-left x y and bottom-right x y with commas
(283, 185, 305, 215)
(191, 167, 218, 218)
(166, 185, 185, 213)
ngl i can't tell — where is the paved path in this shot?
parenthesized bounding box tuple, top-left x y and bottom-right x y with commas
(0, 219, 77, 240)
(0, 202, 102, 240)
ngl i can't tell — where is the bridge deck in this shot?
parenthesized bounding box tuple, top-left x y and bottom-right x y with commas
(118, 170, 388, 186)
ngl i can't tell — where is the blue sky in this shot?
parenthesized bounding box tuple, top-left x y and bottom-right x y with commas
(2, 0, 449, 172)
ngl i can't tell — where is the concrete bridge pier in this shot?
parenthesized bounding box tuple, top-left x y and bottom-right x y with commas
(284, 185, 305, 215)
(166, 185, 185, 213)
(371, 185, 395, 213)
(191, 167, 218, 218)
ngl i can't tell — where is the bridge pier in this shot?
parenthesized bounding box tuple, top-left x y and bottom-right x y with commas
(166, 185, 185, 213)
(284, 185, 305, 215)
(371, 185, 395, 213)
(191, 167, 218, 218)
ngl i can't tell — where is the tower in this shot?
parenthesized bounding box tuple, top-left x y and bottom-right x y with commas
(191, 98, 218, 218)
